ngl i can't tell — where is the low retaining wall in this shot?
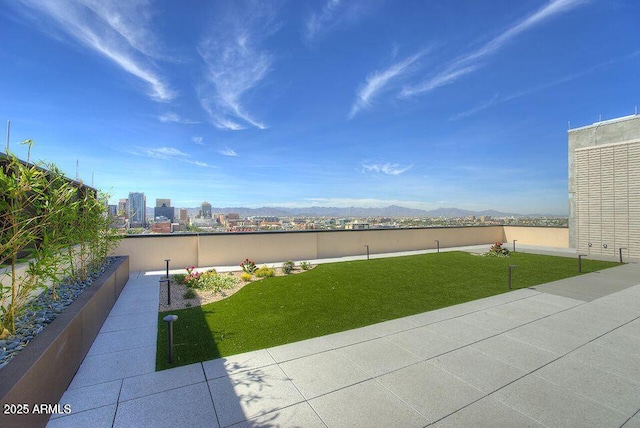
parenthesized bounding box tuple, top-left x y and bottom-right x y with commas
(0, 256, 129, 428)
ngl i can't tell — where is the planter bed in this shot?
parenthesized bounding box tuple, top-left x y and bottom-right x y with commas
(0, 256, 129, 428)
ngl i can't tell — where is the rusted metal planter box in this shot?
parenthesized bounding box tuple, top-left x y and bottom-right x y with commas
(0, 256, 129, 428)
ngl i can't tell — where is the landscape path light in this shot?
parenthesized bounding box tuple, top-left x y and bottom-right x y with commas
(160, 278, 171, 305)
(578, 254, 587, 273)
(619, 248, 627, 264)
(163, 315, 178, 364)
(513, 239, 517, 253)
(364, 244, 370, 260)
(164, 259, 171, 280)
(508, 265, 518, 290)
(434, 240, 440, 253)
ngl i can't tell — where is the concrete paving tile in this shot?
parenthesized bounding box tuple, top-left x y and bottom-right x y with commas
(622, 411, 640, 428)
(120, 363, 205, 401)
(359, 316, 421, 338)
(527, 292, 584, 309)
(230, 402, 325, 428)
(46, 404, 116, 428)
(203, 349, 277, 380)
(504, 322, 586, 354)
(590, 329, 640, 357)
(403, 308, 460, 327)
(309, 379, 428, 428)
(531, 313, 613, 343)
(87, 326, 157, 356)
(109, 299, 158, 316)
(267, 337, 334, 363)
(597, 294, 640, 313)
(100, 311, 158, 333)
(431, 346, 527, 393)
(320, 326, 380, 349)
(535, 357, 640, 414)
(570, 342, 640, 384)
(430, 396, 545, 428)
(114, 382, 217, 428)
(583, 300, 640, 324)
(457, 310, 522, 334)
(617, 319, 640, 340)
(339, 337, 422, 377)
(69, 346, 156, 389)
(425, 318, 495, 347)
(279, 349, 370, 399)
(507, 297, 571, 317)
(494, 374, 628, 428)
(208, 364, 305, 427)
(485, 303, 547, 324)
(377, 360, 484, 424)
(470, 334, 559, 372)
(50, 380, 121, 420)
(385, 325, 462, 360)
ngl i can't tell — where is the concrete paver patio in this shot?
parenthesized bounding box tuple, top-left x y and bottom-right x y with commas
(47, 246, 640, 427)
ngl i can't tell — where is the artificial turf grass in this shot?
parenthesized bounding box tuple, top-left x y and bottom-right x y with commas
(157, 251, 619, 370)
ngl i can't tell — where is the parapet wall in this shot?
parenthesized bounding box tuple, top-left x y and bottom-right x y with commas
(112, 226, 569, 272)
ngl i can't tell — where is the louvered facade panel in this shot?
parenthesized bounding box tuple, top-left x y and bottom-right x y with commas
(613, 145, 629, 252)
(575, 150, 590, 255)
(587, 149, 602, 256)
(600, 147, 615, 256)
(574, 140, 640, 259)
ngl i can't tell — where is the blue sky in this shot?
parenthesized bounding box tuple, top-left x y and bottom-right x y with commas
(1, 0, 638, 214)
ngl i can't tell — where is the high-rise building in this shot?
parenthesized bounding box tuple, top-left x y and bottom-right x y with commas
(569, 114, 640, 259)
(179, 209, 188, 222)
(118, 199, 128, 217)
(201, 201, 212, 219)
(154, 199, 174, 222)
(128, 192, 146, 227)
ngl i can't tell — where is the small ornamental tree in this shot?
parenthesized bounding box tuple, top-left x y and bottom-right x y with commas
(0, 141, 121, 337)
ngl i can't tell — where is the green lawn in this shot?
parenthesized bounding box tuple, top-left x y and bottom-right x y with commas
(157, 251, 619, 370)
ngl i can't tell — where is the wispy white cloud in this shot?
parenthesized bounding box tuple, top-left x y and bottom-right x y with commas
(304, 0, 373, 43)
(362, 162, 413, 176)
(219, 148, 239, 157)
(198, 2, 278, 130)
(349, 51, 424, 118)
(158, 113, 199, 124)
(192, 136, 204, 145)
(15, 0, 175, 102)
(401, 0, 587, 98)
(135, 146, 211, 168)
(141, 147, 188, 160)
(450, 49, 640, 120)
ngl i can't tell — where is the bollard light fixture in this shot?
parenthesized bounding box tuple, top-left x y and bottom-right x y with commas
(163, 315, 178, 364)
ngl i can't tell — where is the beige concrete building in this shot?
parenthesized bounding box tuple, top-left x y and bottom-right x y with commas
(568, 114, 640, 259)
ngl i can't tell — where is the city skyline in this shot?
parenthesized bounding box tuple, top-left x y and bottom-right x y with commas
(2, 1, 639, 215)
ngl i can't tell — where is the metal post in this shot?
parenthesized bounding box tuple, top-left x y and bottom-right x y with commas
(160, 278, 171, 305)
(513, 239, 517, 253)
(365, 245, 370, 260)
(164, 259, 171, 279)
(578, 254, 586, 273)
(163, 315, 178, 364)
(619, 248, 626, 264)
(434, 240, 440, 253)
(508, 265, 518, 290)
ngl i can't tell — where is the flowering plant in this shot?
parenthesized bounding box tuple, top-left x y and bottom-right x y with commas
(486, 242, 510, 257)
(240, 258, 257, 274)
(184, 265, 201, 287)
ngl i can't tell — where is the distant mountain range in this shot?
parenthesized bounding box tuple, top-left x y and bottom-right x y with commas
(152, 205, 566, 218)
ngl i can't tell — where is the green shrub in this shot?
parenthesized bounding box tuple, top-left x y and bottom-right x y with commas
(241, 273, 253, 282)
(485, 242, 510, 257)
(173, 273, 187, 284)
(300, 261, 312, 270)
(282, 260, 295, 274)
(255, 265, 275, 278)
(183, 289, 196, 299)
(198, 272, 239, 292)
